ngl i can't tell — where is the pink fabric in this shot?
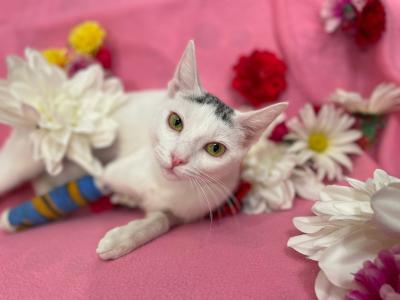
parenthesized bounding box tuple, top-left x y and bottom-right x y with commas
(0, 0, 398, 299)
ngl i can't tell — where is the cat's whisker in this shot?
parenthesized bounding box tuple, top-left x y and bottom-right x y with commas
(186, 168, 220, 215)
(192, 177, 214, 227)
(186, 167, 234, 220)
(200, 170, 242, 213)
(192, 168, 241, 219)
(189, 177, 211, 224)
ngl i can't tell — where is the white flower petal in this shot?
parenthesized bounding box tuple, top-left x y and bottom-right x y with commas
(331, 130, 361, 145)
(315, 271, 347, 300)
(319, 228, 396, 289)
(67, 135, 102, 176)
(292, 216, 333, 234)
(371, 183, 400, 236)
(67, 64, 104, 98)
(292, 167, 324, 201)
(90, 119, 118, 148)
(326, 149, 353, 171)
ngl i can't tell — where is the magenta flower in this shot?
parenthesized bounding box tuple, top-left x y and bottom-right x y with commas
(67, 55, 95, 77)
(321, 0, 366, 33)
(346, 245, 400, 300)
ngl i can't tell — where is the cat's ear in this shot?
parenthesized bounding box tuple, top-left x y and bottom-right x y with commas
(235, 102, 288, 145)
(168, 40, 203, 98)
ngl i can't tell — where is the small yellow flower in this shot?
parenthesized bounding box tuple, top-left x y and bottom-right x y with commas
(68, 21, 106, 54)
(42, 48, 68, 67)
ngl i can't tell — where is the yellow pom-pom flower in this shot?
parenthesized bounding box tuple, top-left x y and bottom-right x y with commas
(68, 21, 106, 54)
(42, 48, 69, 67)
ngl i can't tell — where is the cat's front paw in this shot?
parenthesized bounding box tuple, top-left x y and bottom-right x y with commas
(96, 226, 137, 260)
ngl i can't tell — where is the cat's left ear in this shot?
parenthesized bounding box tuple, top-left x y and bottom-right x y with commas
(168, 40, 203, 98)
(235, 102, 288, 145)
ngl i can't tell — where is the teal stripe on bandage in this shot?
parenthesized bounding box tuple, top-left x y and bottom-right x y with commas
(7, 176, 105, 229)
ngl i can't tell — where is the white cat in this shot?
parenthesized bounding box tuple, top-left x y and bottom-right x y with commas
(0, 41, 287, 260)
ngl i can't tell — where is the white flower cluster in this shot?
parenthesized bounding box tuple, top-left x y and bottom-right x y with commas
(241, 103, 362, 214)
(288, 169, 400, 299)
(0, 49, 127, 176)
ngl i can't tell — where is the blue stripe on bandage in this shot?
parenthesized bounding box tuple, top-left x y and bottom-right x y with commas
(77, 176, 103, 202)
(49, 185, 79, 213)
(8, 201, 48, 226)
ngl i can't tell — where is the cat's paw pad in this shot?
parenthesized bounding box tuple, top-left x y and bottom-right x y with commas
(96, 226, 136, 260)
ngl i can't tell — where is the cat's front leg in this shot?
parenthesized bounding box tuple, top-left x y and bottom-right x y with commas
(96, 211, 174, 260)
(0, 129, 44, 195)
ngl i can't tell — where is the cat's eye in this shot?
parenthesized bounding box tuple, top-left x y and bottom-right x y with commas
(168, 112, 183, 132)
(205, 142, 226, 157)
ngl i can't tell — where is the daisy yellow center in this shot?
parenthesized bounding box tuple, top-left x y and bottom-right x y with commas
(68, 21, 106, 54)
(308, 132, 329, 153)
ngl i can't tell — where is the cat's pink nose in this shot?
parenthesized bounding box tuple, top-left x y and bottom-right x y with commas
(171, 153, 186, 168)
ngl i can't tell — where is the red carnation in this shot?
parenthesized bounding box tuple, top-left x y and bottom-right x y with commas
(354, 0, 386, 47)
(95, 46, 112, 70)
(268, 121, 289, 142)
(232, 50, 287, 107)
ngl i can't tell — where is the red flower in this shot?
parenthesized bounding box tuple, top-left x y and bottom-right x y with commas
(232, 50, 287, 107)
(268, 121, 289, 142)
(354, 0, 386, 47)
(95, 46, 112, 70)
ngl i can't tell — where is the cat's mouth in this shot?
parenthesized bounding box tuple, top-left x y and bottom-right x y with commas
(161, 166, 181, 181)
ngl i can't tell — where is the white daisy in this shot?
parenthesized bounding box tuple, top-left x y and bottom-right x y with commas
(0, 48, 127, 175)
(288, 169, 400, 299)
(287, 104, 362, 181)
(330, 83, 400, 114)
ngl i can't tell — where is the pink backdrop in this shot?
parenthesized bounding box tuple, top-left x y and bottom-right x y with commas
(0, 0, 398, 299)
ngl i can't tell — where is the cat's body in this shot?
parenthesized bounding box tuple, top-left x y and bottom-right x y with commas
(0, 41, 287, 260)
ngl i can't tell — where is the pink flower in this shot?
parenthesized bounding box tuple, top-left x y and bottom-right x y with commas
(67, 55, 94, 77)
(321, 0, 366, 33)
(346, 245, 400, 300)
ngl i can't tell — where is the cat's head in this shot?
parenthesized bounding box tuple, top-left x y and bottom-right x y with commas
(152, 40, 287, 181)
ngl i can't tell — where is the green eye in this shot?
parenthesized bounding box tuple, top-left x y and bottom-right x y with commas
(168, 112, 183, 132)
(205, 142, 226, 157)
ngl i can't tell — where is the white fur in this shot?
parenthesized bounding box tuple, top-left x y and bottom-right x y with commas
(0, 41, 287, 259)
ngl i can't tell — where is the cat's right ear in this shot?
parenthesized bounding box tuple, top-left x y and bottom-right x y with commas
(167, 40, 203, 98)
(235, 102, 288, 145)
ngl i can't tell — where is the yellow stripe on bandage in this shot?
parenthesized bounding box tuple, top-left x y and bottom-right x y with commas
(32, 196, 60, 220)
(67, 181, 87, 206)
(42, 195, 63, 217)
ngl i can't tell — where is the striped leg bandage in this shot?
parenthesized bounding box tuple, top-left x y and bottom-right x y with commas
(7, 176, 104, 231)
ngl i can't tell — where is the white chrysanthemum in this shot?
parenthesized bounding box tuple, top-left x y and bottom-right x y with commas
(0, 49, 127, 175)
(287, 104, 362, 181)
(291, 166, 325, 201)
(288, 169, 400, 299)
(330, 83, 400, 114)
(241, 138, 298, 213)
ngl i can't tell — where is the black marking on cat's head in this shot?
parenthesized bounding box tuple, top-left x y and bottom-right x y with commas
(185, 92, 234, 124)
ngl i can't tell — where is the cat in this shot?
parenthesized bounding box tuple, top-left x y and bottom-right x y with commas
(0, 40, 287, 260)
